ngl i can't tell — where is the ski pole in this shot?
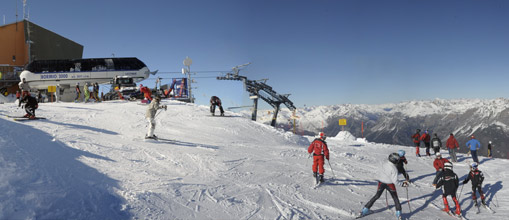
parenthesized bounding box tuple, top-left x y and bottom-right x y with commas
(457, 184, 464, 201)
(327, 159, 336, 178)
(406, 186, 412, 212)
(385, 190, 389, 209)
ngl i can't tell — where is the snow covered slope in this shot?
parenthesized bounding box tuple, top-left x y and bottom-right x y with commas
(0, 101, 507, 219)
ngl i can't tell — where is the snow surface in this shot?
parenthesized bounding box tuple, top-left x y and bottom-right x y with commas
(331, 131, 356, 142)
(0, 100, 507, 219)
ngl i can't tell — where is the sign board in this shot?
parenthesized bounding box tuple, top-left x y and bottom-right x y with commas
(47, 86, 57, 93)
(339, 119, 347, 126)
(172, 78, 188, 98)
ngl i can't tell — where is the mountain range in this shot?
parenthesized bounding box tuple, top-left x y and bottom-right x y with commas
(254, 98, 509, 159)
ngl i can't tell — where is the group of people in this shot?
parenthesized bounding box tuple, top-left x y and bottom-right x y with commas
(307, 130, 492, 219)
(75, 82, 100, 103)
(412, 129, 491, 164)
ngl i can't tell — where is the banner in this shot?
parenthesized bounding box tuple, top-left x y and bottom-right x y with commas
(172, 78, 188, 98)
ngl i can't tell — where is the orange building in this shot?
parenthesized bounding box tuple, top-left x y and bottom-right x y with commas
(0, 20, 83, 94)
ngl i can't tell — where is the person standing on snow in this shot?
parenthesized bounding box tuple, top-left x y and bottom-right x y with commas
(307, 132, 329, 183)
(446, 133, 460, 162)
(210, 96, 225, 116)
(421, 130, 431, 156)
(432, 152, 450, 186)
(18, 78, 31, 99)
(396, 150, 410, 183)
(431, 133, 442, 155)
(360, 153, 404, 219)
(140, 84, 153, 104)
(84, 83, 91, 103)
(435, 162, 462, 217)
(75, 83, 81, 102)
(487, 141, 493, 158)
(463, 163, 486, 207)
(412, 129, 422, 157)
(19, 94, 38, 119)
(145, 96, 166, 139)
(466, 135, 481, 164)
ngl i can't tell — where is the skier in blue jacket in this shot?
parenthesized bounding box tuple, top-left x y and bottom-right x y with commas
(466, 135, 481, 164)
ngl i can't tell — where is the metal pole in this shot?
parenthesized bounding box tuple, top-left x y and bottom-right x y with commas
(457, 184, 465, 202)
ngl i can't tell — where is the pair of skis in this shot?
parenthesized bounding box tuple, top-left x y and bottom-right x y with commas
(475, 201, 495, 214)
(2, 114, 46, 121)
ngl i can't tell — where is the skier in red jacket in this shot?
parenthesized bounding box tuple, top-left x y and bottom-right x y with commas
(140, 84, 153, 103)
(432, 152, 451, 186)
(411, 129, 421, 157)
(308, 132, 329, 183)
(446, 133, 460, 162)
(421, 130, 431, 156)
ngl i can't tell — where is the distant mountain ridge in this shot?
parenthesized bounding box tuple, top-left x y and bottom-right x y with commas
(253, 98, 509, 159)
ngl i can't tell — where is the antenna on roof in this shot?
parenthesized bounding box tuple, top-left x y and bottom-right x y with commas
(23, 0, 27, 20)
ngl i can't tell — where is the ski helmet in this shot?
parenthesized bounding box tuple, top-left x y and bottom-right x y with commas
(388, 153, 400, 164)
(319, 132, 326, 140)
(471, 135, 475, 139)
(489, 141, 492, 144)
(444, 162, 453, 170)
(398, 150, 405, 157)
(435, 152, 441, 157)
(471, 163, 478, 170)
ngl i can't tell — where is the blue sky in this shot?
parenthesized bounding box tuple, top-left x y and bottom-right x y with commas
(1, 0, 508, 109)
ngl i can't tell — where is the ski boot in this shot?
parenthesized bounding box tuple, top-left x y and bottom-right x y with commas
(23, 113, 30, 118)
(319, 174, 324, 182)
(313, 172, 317, 178)
(29, 115, 35, 120)
(481, 199, 487, 206)
(221, 113, 224, 116)
(360, 207, 369, 216)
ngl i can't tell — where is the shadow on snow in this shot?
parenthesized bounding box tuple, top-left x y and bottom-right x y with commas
(0, 118, 129, 219)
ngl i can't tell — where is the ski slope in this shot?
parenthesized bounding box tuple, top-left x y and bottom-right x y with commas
(0, 100, 507, 219)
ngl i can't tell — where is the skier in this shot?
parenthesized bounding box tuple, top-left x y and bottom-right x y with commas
(435, 162, 462, 217)
(18, 78, 31, 99)
(420, 130, 431, 156)
(487, 141, 492, 158)
(466, 135, 481, 164)
(210, 96, 225, 116)
(145, 96, 166, 139)
(412, 129, 421, 157)
(307, 132, 329, 183)
(75, 83, 81, 102)
(19, 94, 38, 119)
(446, 133, 460, 162)
(140, 84, 153, 103)
(432, 152, 450, 186)
(93, 82, 100, 102)
(83, 83, 91, 103)
(396, 150, 410, 183)
(431, 133, 442, 155)
(462, 163, 486, 207)
(360, 153, 403, 219)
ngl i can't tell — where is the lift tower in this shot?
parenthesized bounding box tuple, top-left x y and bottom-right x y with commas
(217, 63, 296, 127)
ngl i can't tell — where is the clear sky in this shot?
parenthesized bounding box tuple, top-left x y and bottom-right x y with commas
(1, 0, 509, 109)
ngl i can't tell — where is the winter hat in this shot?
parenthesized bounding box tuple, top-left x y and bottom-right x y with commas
(471, 135, 475, 139)
(444, 162, 453, 170)
(435, 152, 441, 157)
(319, 132, 326, 140)
(398, 150, 405, 157)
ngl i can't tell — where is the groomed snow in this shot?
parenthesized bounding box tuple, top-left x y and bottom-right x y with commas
(0, 101, 507, 219)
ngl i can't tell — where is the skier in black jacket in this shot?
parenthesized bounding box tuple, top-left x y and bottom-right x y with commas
(20, 94, 38, 119)
(396, 150, 410, 183)
(435, 162, 462, 216)
(463, 163, 486, 206)
(431, 133, 442, 155)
